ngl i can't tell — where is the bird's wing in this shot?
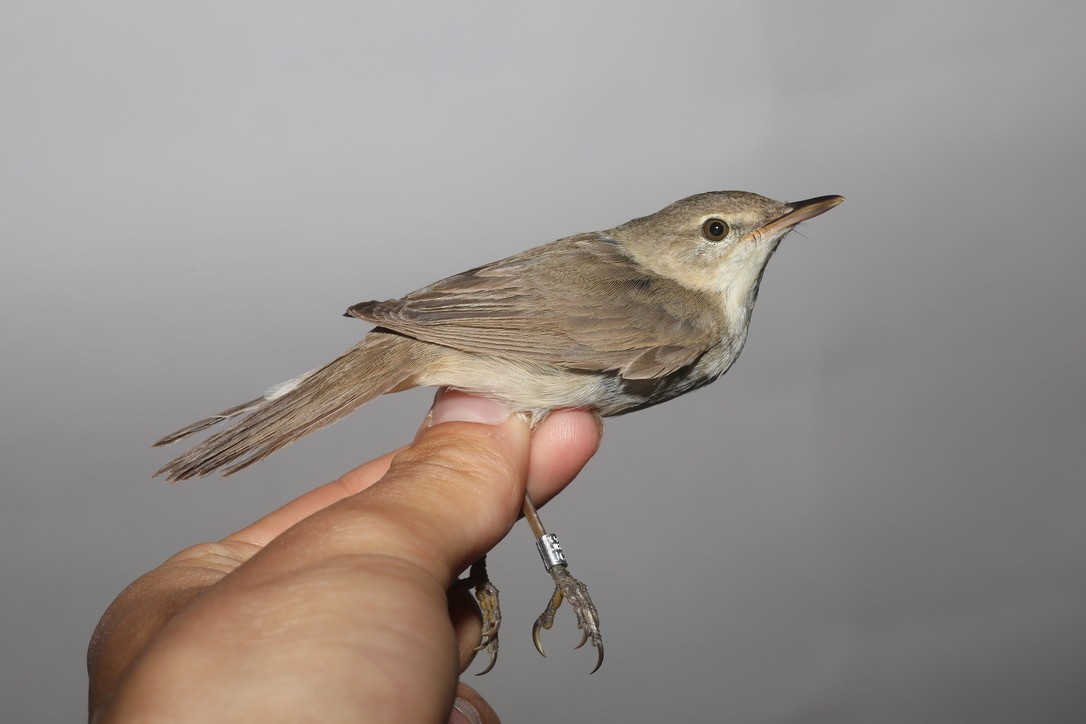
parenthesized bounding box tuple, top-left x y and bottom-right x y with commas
(346, 233, 719, 379)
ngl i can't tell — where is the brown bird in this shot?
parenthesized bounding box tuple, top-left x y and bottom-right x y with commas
(154, 190, 844, 673)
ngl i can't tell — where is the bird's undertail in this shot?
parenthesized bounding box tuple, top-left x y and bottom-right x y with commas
(153, 332, 418, 482)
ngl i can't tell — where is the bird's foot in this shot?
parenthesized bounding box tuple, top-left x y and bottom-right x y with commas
(472, 580, 502, 675)
(457, 558, 502, 675)
(531, 564, 604, 674)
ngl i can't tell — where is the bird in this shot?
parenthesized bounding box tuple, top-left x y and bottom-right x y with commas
(154, 190, 844, 674)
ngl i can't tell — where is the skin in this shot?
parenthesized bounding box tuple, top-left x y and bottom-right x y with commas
(88, 391, 602, 723)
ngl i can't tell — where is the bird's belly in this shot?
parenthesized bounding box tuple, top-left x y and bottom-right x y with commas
(412, 347, 622, 416)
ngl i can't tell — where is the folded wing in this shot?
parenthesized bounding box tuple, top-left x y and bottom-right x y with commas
(346, 233, 718, 380)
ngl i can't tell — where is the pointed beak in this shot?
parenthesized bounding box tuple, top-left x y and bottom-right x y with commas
(742, 195, 844, 242)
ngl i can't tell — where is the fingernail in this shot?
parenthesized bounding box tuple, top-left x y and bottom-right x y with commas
(430, 390, 511, 426)
(449, 697, 483, 724)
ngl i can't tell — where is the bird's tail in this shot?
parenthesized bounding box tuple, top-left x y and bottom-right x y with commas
(153, 331, 418, 482)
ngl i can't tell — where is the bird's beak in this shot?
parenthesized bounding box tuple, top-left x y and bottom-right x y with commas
(742, 195, 845, 242)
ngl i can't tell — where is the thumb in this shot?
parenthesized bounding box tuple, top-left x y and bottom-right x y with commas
(355, 389, 531, 584)
(218, 391, 532, 595)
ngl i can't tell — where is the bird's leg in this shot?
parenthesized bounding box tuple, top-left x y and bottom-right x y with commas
(456, 556, 501, 675)
(523, 493, 604, 674)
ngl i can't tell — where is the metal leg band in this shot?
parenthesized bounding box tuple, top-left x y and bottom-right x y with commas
(535, 532, 566, 572)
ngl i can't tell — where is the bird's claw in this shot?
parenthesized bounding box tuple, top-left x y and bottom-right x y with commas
(590, 643, 605, 674)
(474, 646, 498, 676)
(532, 617, 547, 657)
(531, 565, 604, 673)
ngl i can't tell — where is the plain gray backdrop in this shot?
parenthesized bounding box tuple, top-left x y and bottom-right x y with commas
(3, 1, 1085, 721)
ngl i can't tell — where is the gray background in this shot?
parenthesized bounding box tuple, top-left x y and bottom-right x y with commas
(3, 1, 1084, 721)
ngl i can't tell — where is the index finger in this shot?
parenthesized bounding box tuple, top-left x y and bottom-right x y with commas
(224, 447, 404, 547)
(224, 403, 602, 549)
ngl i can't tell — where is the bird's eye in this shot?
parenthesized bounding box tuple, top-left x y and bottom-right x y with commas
(702, 218, 729, 242)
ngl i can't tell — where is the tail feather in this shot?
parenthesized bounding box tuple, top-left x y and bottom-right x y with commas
(154, 332, 418, 482)
(152, 397, 266, 447)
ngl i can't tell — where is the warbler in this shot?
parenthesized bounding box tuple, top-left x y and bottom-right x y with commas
(155, 190, 844, 673)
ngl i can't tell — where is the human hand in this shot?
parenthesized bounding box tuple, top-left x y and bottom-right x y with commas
(88, 391, 602, 723)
